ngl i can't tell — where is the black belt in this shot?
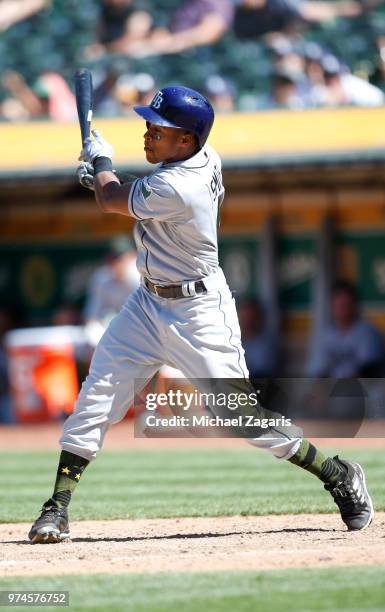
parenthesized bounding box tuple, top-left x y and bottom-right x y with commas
(144, 278, 207, 299)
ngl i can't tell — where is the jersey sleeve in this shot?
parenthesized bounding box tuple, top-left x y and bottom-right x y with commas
(128, 173, 186, 222)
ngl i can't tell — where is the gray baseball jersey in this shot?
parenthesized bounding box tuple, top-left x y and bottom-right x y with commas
(128, 144, 224, 283)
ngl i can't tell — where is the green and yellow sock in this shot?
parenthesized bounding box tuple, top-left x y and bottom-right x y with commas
(51, 450, 89, 509)
(288, 439, 347, 485)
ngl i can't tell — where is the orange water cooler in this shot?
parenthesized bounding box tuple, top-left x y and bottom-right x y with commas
(5, 326, 85, 423)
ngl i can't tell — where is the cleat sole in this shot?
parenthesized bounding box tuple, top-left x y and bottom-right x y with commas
(30, 528, 71, 544)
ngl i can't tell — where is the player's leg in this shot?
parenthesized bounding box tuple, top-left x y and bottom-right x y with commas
(165, 279, 303, 457)
(29, 287, 163, 543)
(165, 282, 373, 530)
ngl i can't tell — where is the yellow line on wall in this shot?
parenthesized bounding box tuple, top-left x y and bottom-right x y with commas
(2, 107, 385, 172)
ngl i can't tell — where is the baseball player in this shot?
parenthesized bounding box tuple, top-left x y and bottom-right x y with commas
(29, 86, 373, 543)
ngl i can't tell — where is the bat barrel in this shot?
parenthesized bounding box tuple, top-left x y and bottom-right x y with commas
(75, 68, 93, 145)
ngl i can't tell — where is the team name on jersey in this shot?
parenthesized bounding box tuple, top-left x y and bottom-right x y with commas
(210, 164, 223, 203)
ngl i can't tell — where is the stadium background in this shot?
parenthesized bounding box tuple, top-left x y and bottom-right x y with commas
(1, 0, 385, 342)
(1, 1, 385, 610)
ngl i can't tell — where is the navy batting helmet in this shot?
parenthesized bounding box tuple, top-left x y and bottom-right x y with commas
(133, 85, 214, 148)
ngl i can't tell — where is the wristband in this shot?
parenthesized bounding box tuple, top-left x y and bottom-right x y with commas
(93, 156, 113, 174)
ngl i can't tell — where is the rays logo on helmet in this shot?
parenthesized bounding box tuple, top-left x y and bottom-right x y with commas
(151, 91, 164, 110)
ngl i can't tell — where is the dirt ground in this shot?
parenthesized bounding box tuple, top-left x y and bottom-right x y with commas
(1, 422, 385, 577)
(1, 514, 385, 577)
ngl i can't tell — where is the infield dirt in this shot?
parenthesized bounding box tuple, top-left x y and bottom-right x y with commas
(1, 514, 385, 577)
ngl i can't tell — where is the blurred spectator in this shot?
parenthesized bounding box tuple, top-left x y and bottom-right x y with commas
(265, 37, 319, 107)
(126, 0, 234, 58)
(84, 236, 140, 346)
(0, 309, 14, 424)
(204, 74, 236, 112)
(311, 54, 385, 107)
(268, 36, 305, 74)
(1, 70, 76, 121)
(93, 66, 156, 116)
(85, 0, 152, 59)
(92, 66, 123, 117)
(302, 41, 327, 88)
(114, 72, 156, 112)
(52, 305, 82, 327)
(256, 67, 310, 109)
(0, 0, 49, 32)
(307, 281, 385, 378)
(237, 298, 279, 377)
(234, 0, 366, 40)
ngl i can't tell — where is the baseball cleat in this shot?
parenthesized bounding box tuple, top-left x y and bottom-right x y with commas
(28, 499, 70, 544)
(325, 456, 374, 531)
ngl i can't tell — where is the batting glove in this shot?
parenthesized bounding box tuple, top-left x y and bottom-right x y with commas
(77, 161, 121, 190)
(79, 129, 114, 163)
(77, 161, 95, 191)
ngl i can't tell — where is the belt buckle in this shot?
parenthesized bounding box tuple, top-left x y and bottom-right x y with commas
(153, 284, 160, 296)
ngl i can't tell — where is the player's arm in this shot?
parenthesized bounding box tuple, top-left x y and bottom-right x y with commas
(93, 169, 134, 216)
(78, 129, 135, 217)
(78, 130, 186, 221)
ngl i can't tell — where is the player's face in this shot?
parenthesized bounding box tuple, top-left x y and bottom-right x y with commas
(143, 122, 195, 163)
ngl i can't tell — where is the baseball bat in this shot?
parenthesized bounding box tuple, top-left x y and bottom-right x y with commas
(74, 68, 93, 145)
